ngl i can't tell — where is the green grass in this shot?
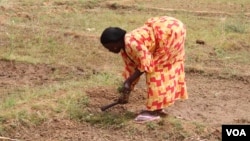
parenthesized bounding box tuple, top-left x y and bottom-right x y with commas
(0, 68, 121, 131)
(1, 0, 249, 66)
(84, 112, 132, 128)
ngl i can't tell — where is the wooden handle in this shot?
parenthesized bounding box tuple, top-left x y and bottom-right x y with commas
(100, 101, 120, 111)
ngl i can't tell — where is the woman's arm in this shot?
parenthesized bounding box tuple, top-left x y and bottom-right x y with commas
(118, 68, 144, 104)
(123, 68, 144, 93)
(126, 68, 144, 85)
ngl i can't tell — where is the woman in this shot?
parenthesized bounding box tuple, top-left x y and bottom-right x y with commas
(100, 16, 188, 123)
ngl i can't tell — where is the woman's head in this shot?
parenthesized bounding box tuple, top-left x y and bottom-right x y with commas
(100, 27, 126, 53)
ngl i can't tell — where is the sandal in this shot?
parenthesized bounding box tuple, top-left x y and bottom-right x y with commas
(139, 109, 168, 117)
(155, 109, 168, 117)
(134, 113, 161, 124)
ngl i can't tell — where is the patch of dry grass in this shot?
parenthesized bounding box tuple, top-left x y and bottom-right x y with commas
(0, 0, 249, 140)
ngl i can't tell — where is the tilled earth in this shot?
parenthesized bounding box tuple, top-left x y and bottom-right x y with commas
(1, 59, 249, 141)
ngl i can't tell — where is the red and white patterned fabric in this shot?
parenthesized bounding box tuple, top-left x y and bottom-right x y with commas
(120, 16, 188, 111)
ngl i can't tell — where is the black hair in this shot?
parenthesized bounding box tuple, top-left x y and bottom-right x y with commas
(100, 27, 126, 44)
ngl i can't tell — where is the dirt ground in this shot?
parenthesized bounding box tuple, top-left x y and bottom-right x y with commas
(1, 59, 249, 141)
(0, 0, 250, 141)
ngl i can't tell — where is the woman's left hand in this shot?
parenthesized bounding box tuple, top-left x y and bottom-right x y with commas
(117, 80, 131, 104)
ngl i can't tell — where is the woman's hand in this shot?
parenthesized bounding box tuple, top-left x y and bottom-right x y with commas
(118, 92, 130, 104)
(117, 79, 132, 94)
(122, 79, 132, 94)
(121, 68, 143, 94)
(117, 79, 131, 104)
(117, 68, 144, 104)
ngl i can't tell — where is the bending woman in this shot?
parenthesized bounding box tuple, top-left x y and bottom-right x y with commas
(100, 16, 188, 123)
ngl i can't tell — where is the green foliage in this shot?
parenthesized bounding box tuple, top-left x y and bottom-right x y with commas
(79, 0, 102, 9)
(15, 110, 29, 127)
(146, 122, 158, 130)
(57, 91, 89, 120)
(224, 20, 247, 34)
(5, 31, 16, 58)
(69, 97, 89, 120)
(171, 119, 183, 131)
(84, 111, 134, 128)
(85, 113, 117, 124)
(0, 116, 6, 135)
(193, 122, 206, 134)
(2, 95, 17, 109)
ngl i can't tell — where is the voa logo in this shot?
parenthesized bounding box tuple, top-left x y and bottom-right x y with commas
(226, 129, 246, 136)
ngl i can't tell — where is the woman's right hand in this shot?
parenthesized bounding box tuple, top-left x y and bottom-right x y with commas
(118, 93, 130, 104)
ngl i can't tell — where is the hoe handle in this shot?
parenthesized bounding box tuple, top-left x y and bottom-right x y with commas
(100, 101, 120, 111)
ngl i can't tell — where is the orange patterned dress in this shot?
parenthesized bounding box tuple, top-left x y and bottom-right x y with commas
(121, 16, 188, 111)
